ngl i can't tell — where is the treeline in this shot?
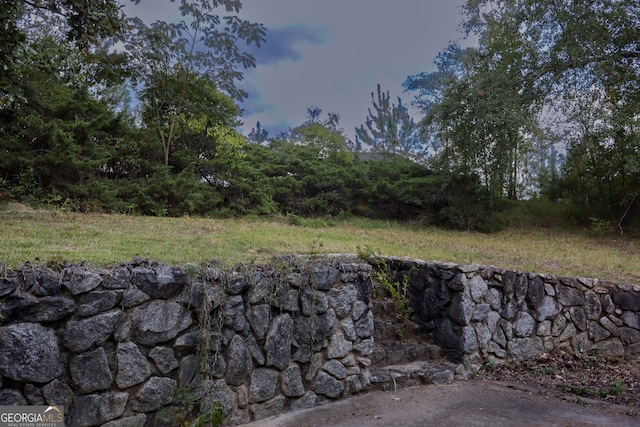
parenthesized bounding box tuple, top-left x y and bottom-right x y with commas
(2, 1, 639, 234)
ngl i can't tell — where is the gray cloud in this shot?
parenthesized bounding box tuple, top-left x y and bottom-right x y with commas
(247, 25, 325, 65)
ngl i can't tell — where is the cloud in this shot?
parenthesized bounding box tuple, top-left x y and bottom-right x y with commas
(247, 25, 325, 66)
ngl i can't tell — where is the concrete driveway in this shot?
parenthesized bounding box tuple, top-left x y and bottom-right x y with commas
(243, 380, 639, 427)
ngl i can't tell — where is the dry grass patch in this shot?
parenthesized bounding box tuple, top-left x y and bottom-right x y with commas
(0, 207, 638, 286)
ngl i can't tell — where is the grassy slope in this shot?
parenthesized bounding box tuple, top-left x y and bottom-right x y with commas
(1, 204, 638, 285)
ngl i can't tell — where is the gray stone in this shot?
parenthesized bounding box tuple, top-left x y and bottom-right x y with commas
(178, 355, 198, 388)
(237, 384, 249, 408)
(0, 323, 61, 382)
(271, 289, 300, 312)
(558, 322, 577, 342)
(227, 275, 249, 295)
(250, 395, 287, 421)
(537, 320, 552, 336)
(202, 379, 237, 415)
(487, 341, 507, 358)
(293, 310, 337, 349)
(314, 371, 344, 398)
(116, 342, 151, 389)
(329, 285, 357, 318)
(131, 300, 193, 346)
(306, 353, 323, 381)
(352, 300, 368, 320)
(228, 409, 252, 426)
(131, 265, 186, 299)
(475, 322, 492, 348)
(426, 367, 454, 384)
(514, 274, 529, 305)
(552, 315, 567, 336)
(290, 391, 317, 411)
(0, 275, 18, 298)
(250, 368, 279, 403)
(468, 275, 488, 303)
(572, 332, 590, 353)
(499, 298, 518, 321)
(102, 414, 147, 427)
(486, 311, 500, 334)
(600, 294, 616, 314)
(556, 284, 585, 306)
(149, 347, 179, 374)
(600, 316, 620, 334)
(471, 304, 490, 322)
(19, 296, 76, 322)
(460, 326, 478, 353)
(584, 291, 602, 320)
(24, 384, 44, 405)
(22, 265, 61, 296)
(311, 264, 339, 290)
(131, 376, 176, 412)
(282, 364, 305, 397)
(507, 337, 544, 361)
(569, 306, 587, 331)
(78, 291, 122, 317)
(596, 338, 625, 357)
(327, 332, 353, 359)
(513, 311, 536, 337)
(265, 314, 294, 370)
(324, 360, 347, 380)
(43, 379, 74, 407)
(227, 335, 252, 386)
(248, 304, 270, 339)
(0, 389, 26, 405)
(68, 392, 128, 427)
(622, 311, 640, 329)
(246, 333, 266, 366)
(122, 287, 150, 308)
(71, 347, 113, 393)
(544, 283, 556, 296)
(526, 276, 545, 309)
(354, 338, 374, 356)
(448, 290, 474, 325)
(485, 288, 501, 311)
(223, 295, 246, 332)
(341, 317, 357, 341)
(612, 289, 640, 311)
(354, 310, 374, 338)
(104, 267, 131, 290)
(301, 289, 329, 315)
(534, 296, 559, 321)
(619, 327, 640, 345)
(114, 316, 131, 342)
(63, 309, 124, 352)
(62, 267, 103, 295)
(174, 331, 198, 351)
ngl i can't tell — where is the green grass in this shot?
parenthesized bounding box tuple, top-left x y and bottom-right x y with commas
(0, 203, 638, 286)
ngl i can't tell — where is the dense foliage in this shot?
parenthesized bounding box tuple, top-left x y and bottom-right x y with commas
(2, 0, 638, 233)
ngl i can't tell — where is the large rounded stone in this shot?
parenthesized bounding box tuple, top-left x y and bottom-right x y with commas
(0, 323, 61, 382)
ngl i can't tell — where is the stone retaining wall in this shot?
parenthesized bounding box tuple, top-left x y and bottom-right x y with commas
(1, 255, 639, 426)
(0, 257, 374, 426)
(380, 257, 640, 376)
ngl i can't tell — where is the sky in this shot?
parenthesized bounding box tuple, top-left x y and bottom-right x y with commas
(124, 1, 472, 142)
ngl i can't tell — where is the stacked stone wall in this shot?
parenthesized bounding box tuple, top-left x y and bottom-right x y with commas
(0, 257, 374, 426)
(381, 257, 640, 376)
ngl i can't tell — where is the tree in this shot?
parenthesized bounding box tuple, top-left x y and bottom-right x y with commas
(126, 0, 266, 166)
(355, 84, 422, 159)
(454, 0, 640, 225)
(247, 121, 269, 144)
(289, 107, 351, 161)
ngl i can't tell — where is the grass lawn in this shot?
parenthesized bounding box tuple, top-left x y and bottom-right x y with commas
(1, 203, 638, 286)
